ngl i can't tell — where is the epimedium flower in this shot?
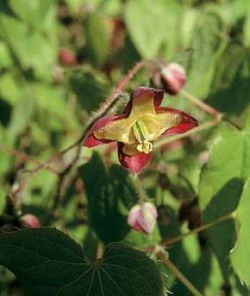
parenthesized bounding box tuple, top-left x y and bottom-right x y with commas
(83, 86, 198, 174)
(127, 202, 157, 234)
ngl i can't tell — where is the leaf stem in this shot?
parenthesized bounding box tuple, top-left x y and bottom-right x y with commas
(181, 89, 223, 118)
(134, 176, 147, 204)
(155, 248, 203, 296)
(96, 241, 104, 260)
(161, 211, 236, 247)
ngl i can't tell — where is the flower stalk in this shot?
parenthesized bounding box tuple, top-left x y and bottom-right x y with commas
(181, 89, 223, 118)
(161, 211, 236, 247)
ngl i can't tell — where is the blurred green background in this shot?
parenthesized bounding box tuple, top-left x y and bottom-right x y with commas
(0, 0, 250, 295)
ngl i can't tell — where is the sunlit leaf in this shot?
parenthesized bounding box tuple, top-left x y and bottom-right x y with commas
(85, 13, 112, 67)
(199, 123, 244, 278)
(9, 0, 53, 30)
(208, 44, 250, 116)
(230, 179, 250, 285)
(124, 0, 171, 58)
(186, 9, 225, 98)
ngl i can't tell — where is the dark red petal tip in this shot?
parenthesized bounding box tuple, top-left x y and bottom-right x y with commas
(118, 143, 152, 174)
(160, 108, 198, 136)
(124, 86, 165, 114)
(132, 86, 164, 106)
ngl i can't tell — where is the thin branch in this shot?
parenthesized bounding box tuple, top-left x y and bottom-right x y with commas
(0, 144, 58, 174)
(181, 89, 223, 118)
(155, 247, 203, 296)
(160, 211, 236, 247)
(134, 175, 147, 204)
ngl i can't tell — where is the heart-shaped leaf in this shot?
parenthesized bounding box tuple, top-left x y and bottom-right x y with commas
(0, 228, 165, 296)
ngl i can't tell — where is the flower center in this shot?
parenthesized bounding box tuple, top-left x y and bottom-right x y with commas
(133, 120, 154, 154)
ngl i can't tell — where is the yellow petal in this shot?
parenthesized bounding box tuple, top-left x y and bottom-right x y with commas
(129, 94, 156, 118)
(139, 112, 181, 141)
(94, 117, 136, 144)
(153, 112, 181, 137)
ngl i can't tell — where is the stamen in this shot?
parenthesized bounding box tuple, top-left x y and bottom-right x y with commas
(136, 140, 153, 154)
(133, 119, 154, 153)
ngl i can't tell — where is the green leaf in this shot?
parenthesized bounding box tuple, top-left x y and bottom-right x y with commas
(0, 228, 165, 296)
(230, 179, 250, 286)
(124, 0, 172, 58)
(85, 13, 111, 67)
(199, 123, 244, 278)
(158, 1, 183, 58)
(186, 9, 225, 98)
(8, 88, 35, 141)
(208, 44, 250, 116)
(0, 12, 58, 81)
(0, 41, 13, 69)
(243, 136, 250, 180)
(79, 152, 137, 243)
(70, 69, 111, 113)
(9, 0, 52, 30)
(0, 73, 20, 105)
(243, 9, 250, 46)
(199, 123, 244, 210)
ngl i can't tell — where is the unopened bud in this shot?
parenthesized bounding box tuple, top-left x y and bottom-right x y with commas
(128, 202, 157, 234)
(59, 48, 77, 67)
(21, 214, 40, 228)
(160, 63, 186, 95)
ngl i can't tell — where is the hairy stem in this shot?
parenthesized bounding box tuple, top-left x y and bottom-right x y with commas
(155, 247, 203, 296)
(134, 176, 147, 204)
(161, 211, 236, 247)
(181, 89, 223, 118)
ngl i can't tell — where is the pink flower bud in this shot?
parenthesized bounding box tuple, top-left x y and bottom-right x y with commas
(59, 48, 77, 67)
(128, 202, 157, 234)
(21, 214, 40, 228)
(160, 63, 186, 95)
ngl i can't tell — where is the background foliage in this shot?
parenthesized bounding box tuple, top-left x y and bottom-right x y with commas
(0, 0, 250, 295)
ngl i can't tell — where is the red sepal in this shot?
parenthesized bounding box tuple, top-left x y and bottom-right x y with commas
(157, 107, 198, 136)
(118, 143, 152, 175)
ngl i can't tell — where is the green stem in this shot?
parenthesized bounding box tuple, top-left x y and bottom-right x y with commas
(134, 176, 147, 204)
(156, 249, 203, 296)
(161, 211, 236, 247)
(181, 89, 223, 118)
